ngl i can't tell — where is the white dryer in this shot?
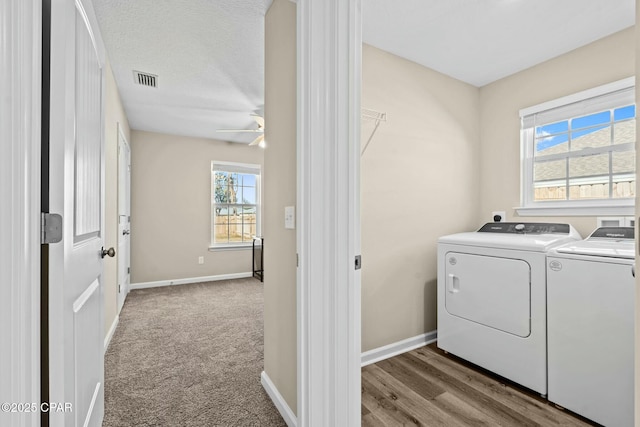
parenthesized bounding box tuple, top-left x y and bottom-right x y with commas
(437, 222, 581, 395)
(547, 227, 635, 427)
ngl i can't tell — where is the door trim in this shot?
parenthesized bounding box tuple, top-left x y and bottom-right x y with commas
(0, 0, 42, 426)
(116, 122, 130, 313)
(296, 0, 362, 424)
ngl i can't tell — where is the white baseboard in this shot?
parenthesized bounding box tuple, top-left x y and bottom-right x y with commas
(261, 371, 297, 427)
(130, 272, 254, 290)
(104, 315, 119, 353)
(361, 330, 438, 367)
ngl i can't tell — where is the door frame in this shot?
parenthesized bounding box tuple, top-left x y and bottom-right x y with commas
(0, 0, 42, 426)
(296, 0, 362, 424)
(116, 123, 131, 313)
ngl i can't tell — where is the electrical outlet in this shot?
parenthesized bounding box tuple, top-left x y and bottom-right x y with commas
(284, 206, 295, 229)
(198, 256, 204, 265)
(492, 211, 506, 222)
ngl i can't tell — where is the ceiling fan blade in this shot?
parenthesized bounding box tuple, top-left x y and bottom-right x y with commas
(249, 134, 265, 146)
(216, 129, 263, 133)
(251, 114, 265, 128)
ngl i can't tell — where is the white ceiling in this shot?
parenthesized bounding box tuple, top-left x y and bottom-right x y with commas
(93, 0, 269, 143)
(364, 0, 635, 87)
(93, 0, 635, 143)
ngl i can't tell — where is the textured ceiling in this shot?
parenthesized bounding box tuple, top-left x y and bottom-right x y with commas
(93, 0, 270, 143)
(363, 0, 635, 87)
(94, 0, 634, 143)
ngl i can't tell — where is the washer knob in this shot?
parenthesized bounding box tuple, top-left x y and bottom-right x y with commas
(514, 223, 525, 232)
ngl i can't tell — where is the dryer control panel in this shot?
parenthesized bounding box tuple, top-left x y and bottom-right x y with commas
(478, 222, 571, 235)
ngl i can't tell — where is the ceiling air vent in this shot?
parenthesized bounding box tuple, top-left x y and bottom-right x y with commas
(133, 70, 157, 88)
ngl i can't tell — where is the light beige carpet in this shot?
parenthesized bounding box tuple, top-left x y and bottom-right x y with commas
(103, 278, 286, 427)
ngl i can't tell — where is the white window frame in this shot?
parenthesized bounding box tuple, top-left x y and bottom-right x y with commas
(517, 77, 636, 217)
(209, 161, 261, 250)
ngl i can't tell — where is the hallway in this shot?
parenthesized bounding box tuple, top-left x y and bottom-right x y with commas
(103, 278, 285, 426)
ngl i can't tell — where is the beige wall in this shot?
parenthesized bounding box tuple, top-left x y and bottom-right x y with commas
(104, 59, 131, 338)
(129, 131, 263, 283)
(361, 45, 481, 351)
(479, 27, 636, 238)
(263, 0, 298, 414)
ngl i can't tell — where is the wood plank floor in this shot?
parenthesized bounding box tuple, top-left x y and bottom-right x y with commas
(362, 343, 598, 427)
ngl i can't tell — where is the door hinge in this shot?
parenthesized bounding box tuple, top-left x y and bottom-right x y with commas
(118, 284, 121, 293)
(355, 255, 362, 270)
(41, 213, 63, 244)
(127, 267, 130, 274)
(296, 253, 299, 267)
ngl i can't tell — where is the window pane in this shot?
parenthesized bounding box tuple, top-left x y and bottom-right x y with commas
(534, 159, 566, 182)
(214, 227, 229, 243)
(614, 105, 635, 121)
(569, 153, 609, 178)
(571, 111, 610, 130)
(568, 178, 609, 200)
(536, 121, 568, 136)
(612, 177, 635, 199)
(214, 171, 227, 184)
(534, 184, 566, 201)
(242, 174, 256, 187)
(226, 173, 239, 203)
(214, 172, 229, 203)
(613, 119, 635, 145)
(231, 190, 242, 204)
(242, 186, 257, 204)
(226, 179, 239, 204)
(242, 205, 257, 216)
(228, 206, 242, 241)
(535, 133, 568, 156)
(242, 220, 256, 242)
(229, 233, 243, 242)
(214, 205, 229, 223)
(612, 151, 635, 174)
(570, 125, 610, 150)
(214, 206, 229, 243)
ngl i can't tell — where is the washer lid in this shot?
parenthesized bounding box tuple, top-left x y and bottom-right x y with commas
(439, 222, 582, 252)
(555, 227, 635, 259)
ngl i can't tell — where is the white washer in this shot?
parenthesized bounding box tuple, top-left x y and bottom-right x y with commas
(437, 222, 581, 395)
(547, 227, 635, 427)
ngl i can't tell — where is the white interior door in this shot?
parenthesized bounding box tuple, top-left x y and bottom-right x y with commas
(48, 0, 107, 426)
(117, 127, 131, 313)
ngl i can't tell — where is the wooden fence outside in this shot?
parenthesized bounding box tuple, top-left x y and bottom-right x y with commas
(535, 180, 635, 201)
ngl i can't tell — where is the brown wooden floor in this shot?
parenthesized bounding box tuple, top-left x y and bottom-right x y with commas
(361, 343, 598, 427)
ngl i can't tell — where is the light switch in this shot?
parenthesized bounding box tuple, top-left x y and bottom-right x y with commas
(284, 206, 295, 229)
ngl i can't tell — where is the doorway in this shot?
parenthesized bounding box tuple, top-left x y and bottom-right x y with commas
(116, 124, 131, 313)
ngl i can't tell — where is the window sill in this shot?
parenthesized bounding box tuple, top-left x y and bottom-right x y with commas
(515, 202, 635, 217)
(208, 244, 253, 252)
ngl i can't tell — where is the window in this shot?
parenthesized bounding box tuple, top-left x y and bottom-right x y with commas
(519, 78, 636, 215)
(211, 161, 261, 248)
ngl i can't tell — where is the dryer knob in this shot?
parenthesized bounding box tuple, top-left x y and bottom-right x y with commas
(514, 223, 525, 232)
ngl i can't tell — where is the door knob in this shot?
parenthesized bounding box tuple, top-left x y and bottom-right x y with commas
(101, 247, 116, 258)
(122, 230, 130, 235)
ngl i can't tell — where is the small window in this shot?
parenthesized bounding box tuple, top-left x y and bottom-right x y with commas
(211, 161, 261, 247)
(519, 78, 636, 215)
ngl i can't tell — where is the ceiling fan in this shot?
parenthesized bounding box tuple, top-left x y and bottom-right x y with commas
(217, 114, 265, 146)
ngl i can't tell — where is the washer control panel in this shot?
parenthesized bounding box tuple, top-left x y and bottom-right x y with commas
(478, 222, 571, 234)
(589, 227, 634, 240)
